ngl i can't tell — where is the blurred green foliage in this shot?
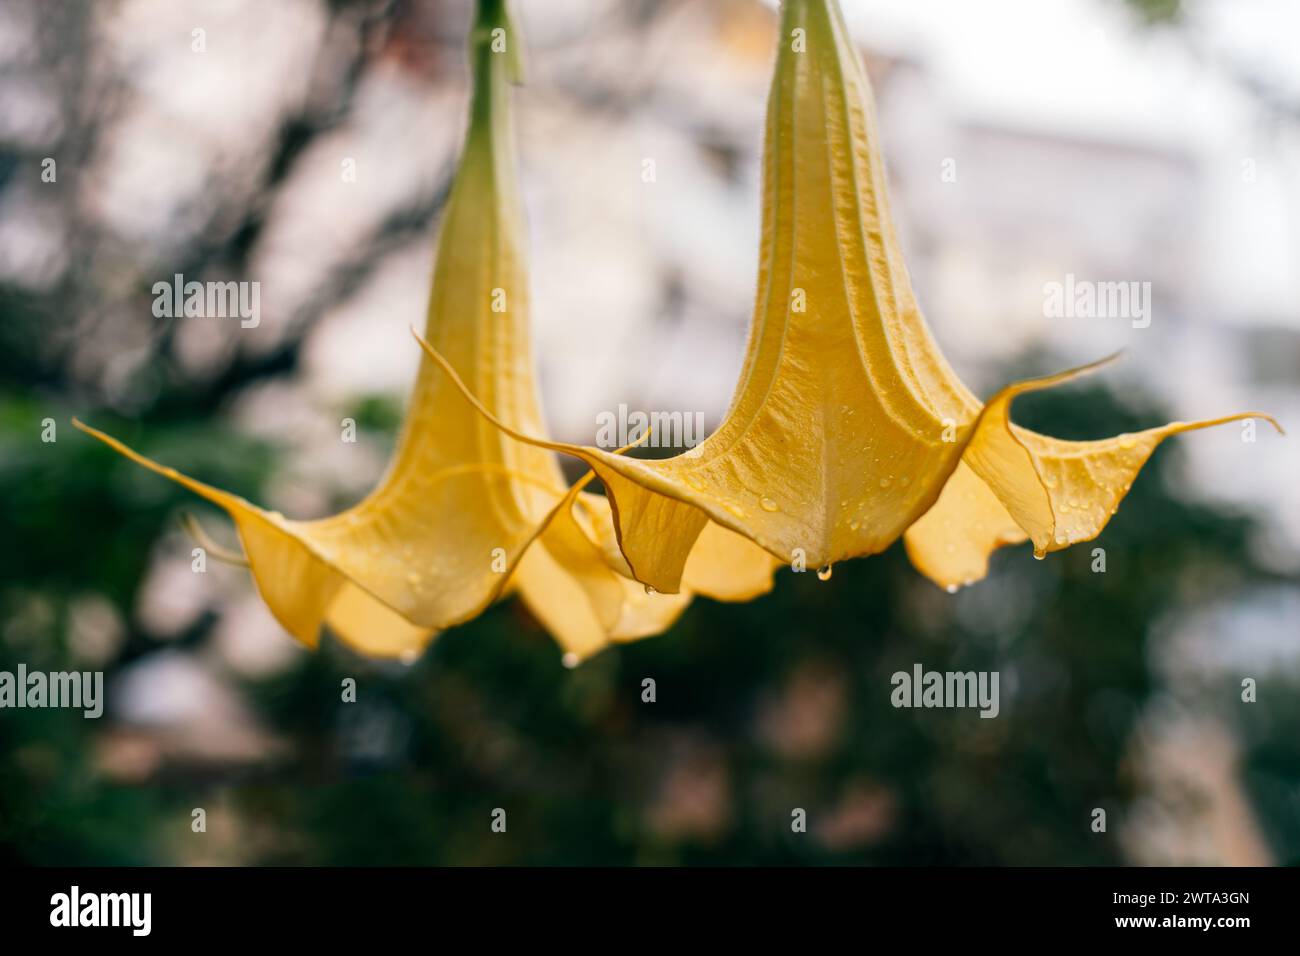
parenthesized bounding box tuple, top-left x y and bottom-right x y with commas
(4, 370, 1297, 865)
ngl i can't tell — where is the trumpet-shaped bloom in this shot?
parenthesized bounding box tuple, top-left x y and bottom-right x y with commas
(420, 0, 1279, 596)
(74, 0, 720, 661)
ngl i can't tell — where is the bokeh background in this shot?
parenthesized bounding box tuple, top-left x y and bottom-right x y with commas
(2, 0, 1298, 865)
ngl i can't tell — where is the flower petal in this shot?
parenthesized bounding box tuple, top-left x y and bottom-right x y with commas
(418, 0, 1280, 598)
(73, 1, 641, 657)
(907, 410, 1284, 588)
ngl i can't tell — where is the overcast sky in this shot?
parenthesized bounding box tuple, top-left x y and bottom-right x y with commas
(832, 0, 1300, 322)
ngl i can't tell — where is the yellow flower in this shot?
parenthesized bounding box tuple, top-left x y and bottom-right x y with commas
(419, 0, 1280, 596)
(74, 0, 716, 662)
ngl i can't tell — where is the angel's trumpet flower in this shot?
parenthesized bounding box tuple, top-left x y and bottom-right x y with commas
(420, 0, 1280, 596)
(74, 0, 713, 662)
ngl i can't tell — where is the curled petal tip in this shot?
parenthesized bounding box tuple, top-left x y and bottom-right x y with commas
(1166, 411, 1285, 437)
(1097, 348, 1126, 369)
(180, 512, 249, 568)
(1235, 412, 1283, 436)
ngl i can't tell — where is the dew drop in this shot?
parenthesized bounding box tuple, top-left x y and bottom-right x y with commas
(945, 584, 959, 594)
(816, 564, 833, 581)
(760, 496, 779, 513)
(561, 653, 579, 669)
(1033, 548, 1047, 561)
(644, 584, 657, 596)
(879, 477, 892, 489)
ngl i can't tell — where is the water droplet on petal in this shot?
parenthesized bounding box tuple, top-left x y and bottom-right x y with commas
(945, 584, 959, 594)
(561, 653, 579, 669)
(760, 496, 779, 512)
(644, 584, 657, 596)
(816, 565, 833, 581)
